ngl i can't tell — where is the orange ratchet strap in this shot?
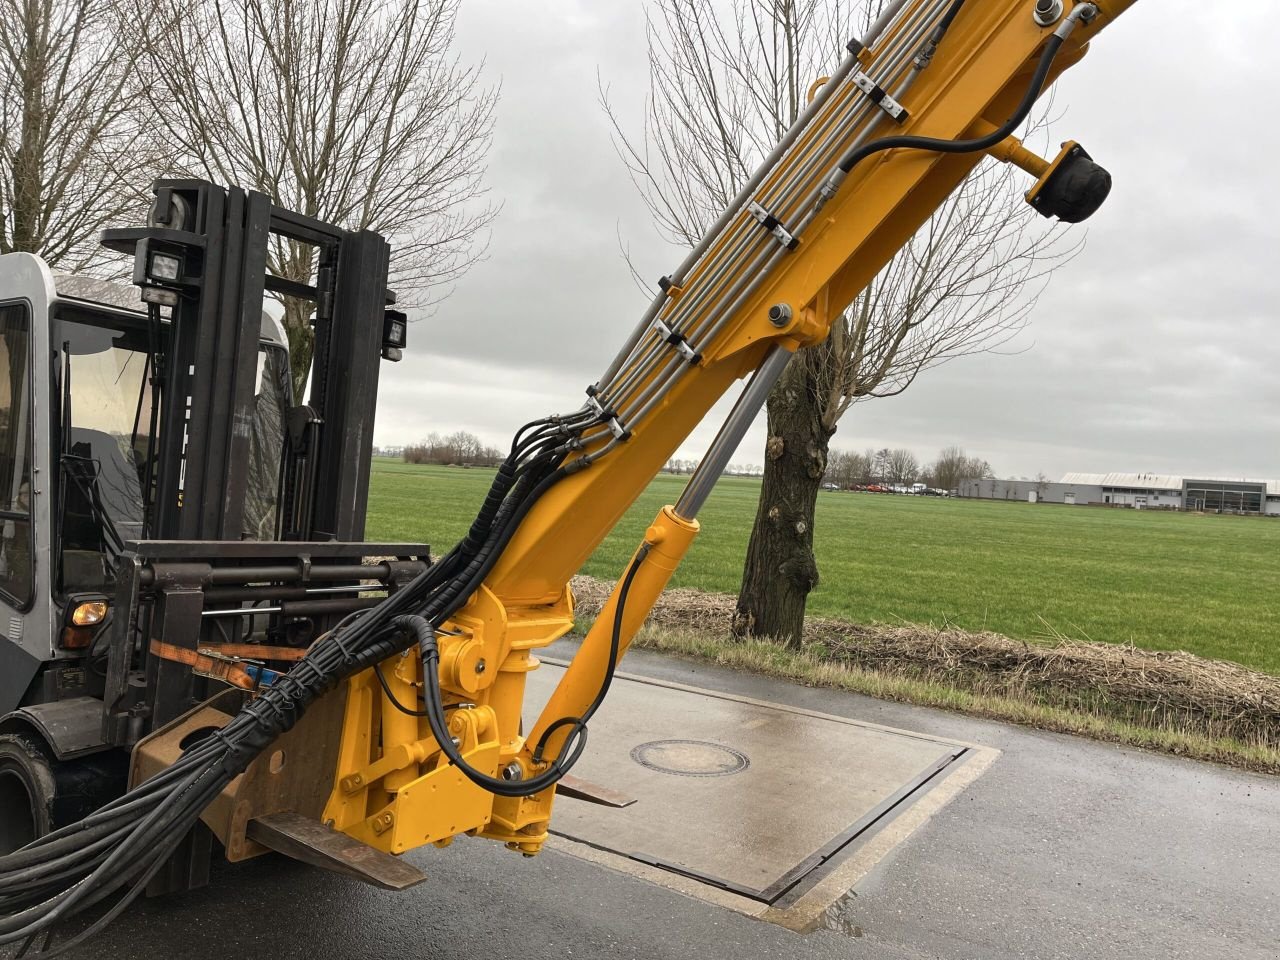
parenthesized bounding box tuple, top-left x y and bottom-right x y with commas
(148, 640, 307, 692)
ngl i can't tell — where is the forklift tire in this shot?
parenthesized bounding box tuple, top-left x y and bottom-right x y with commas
(0, 731, 57, 855)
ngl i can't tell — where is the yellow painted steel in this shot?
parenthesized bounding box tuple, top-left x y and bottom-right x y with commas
(986, 131, 1052, 178)
(481, 2, 1131, 606)
(527, 507, 699, 760)
(325, 0, 1139, 858)
(322, 656, 504, 853)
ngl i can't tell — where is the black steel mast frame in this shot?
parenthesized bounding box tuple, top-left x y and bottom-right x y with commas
(102, 179, 394, 544)
(92, 181, 414, 894)
(97, 179, 408, 735)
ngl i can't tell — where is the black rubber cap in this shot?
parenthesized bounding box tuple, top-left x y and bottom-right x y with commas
(1032, 146, 1112, 223)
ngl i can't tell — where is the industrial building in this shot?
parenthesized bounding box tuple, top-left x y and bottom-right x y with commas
(958, 472, 1280, 515)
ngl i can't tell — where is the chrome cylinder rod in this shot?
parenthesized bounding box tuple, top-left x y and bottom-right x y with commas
(674, 345, 793, 521)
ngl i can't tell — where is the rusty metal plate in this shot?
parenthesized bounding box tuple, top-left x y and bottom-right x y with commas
(131, 685, 348, 862)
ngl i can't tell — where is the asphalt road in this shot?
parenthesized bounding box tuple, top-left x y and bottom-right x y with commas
(19, 640, 1279, 960)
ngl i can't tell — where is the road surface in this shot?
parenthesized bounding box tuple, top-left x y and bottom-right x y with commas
(28, 639, 1279, 959)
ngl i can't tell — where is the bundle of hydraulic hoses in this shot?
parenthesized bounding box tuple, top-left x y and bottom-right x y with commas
(0, 412, 595, 956)
(0, 0, 1085, 946)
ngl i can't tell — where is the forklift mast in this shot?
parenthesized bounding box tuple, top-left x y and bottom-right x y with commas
(101, 180, 399, 543)
(0, 181, 429, 890)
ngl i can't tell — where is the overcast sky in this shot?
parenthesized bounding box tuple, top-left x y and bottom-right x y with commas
(372, 0, 1280, 482)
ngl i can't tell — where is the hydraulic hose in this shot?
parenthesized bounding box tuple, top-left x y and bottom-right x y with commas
(408, 544, 649, 798)
(0, 6, 1105, 954)
(0, 405, 603, 954)
(836, 7, 1094, 175)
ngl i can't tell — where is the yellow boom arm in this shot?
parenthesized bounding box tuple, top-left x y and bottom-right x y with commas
(324, 0, 1136, 857)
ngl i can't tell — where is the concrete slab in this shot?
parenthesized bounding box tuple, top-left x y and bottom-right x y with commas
(528, 658, 996, 917)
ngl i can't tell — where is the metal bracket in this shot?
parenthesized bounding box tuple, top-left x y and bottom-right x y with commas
(657, 275, 685, 298)
(131, 687, 350, 864)
(852, 70, 908, 122)
(652, 318, 702, 365)
(586, 394, 630, 441)
(747, 202, 800, 251)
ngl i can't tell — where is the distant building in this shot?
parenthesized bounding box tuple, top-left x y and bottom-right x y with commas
(958, 472, 1280, 515)
(1057, 473, 1182, 509)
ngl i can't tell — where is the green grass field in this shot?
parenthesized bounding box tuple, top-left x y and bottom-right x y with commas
(365, 459, 1280, 674)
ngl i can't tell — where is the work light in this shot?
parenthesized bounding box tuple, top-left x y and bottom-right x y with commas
(382, 310, 408, 360)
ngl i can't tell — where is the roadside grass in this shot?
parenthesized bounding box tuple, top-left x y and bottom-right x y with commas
(569, 575, 1280, 775)
(568, 576, 1280, 778)
(366, 458, 1280, 675)
(615, 622, 1280, 775)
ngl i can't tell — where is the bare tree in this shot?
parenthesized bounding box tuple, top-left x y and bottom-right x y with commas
(138, 0, 498, 395)
(886, 448, 919, 486)
(606, 0, 1075, 646)
(929, 445, 991, 493)
(870, 446, 891, 483)
(822, 450, 843, 486)
(824, 448, 871, 488)
(0, 0, 166, 271)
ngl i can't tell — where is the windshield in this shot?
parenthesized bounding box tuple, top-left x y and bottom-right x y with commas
(54, 309, 290, 594)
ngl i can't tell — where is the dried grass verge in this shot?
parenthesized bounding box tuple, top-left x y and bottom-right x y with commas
(569, 575, 1280, 776)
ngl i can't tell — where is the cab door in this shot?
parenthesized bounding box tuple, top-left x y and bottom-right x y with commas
(0, 253, 54, 713)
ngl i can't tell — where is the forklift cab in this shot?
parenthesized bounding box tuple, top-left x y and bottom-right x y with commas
(0, 252, 291, 713)
(0, 181, 425, 873)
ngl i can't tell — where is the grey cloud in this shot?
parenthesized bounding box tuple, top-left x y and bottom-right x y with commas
(377, 0, 1280, 483)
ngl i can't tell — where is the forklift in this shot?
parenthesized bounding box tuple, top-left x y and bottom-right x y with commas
(0, 180, 428, 891)
(0, 1, 1134, 948)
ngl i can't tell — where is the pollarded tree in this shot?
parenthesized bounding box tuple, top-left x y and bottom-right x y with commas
(138, 0, 499, 396)
(607, 0, 1074, 647)
(0, 0, 167, 270)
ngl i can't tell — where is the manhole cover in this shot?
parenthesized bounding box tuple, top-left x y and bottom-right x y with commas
(630, 739, 750, 778)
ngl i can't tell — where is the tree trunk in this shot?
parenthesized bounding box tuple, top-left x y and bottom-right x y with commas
(283, 299, 315, 402)
(733, 352, 833, 649)
(279, 241, 319, 400)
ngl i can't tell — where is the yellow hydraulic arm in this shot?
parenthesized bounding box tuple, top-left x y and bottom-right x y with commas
(323, 0, 1136, 858)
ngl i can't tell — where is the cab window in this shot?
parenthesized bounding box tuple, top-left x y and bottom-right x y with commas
(0, 302, 32, 606)
(54, 313, 150, 594)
